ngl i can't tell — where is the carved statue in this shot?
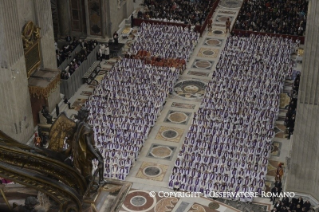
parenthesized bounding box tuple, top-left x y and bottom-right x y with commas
(33, 25, 41, 40)
(48, 109, 104, 185)
(70, 107, 104, 184)
(22, 21, 41, 50)
(13, 196, 45, 212)
(22, 36, 33, 50)
(41, 106, 52, 124)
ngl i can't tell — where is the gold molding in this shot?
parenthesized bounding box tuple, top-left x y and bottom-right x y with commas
(28, 72, 61, 99)
(22, 21, 41, 78)
(25, 41, 41, 78)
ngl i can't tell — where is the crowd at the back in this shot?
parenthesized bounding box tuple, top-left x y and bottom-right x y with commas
(60, 38, 99, 80)
(235, 0, 308, 36)
(140, 0, 214, 25)
(284, 74, 300, 138)
(271, 196, 312, 212)
(56, 36, 79, 67)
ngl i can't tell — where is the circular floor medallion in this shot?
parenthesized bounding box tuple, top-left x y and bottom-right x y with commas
(144, 166, 162, 177)
(162, 130, 178, 139)
(194, 60, 212, 69)
(209, 202, 220, 209)
(213, 30, 224, 35)
(173, 80, 206, 99)
(150, 146, 173, 158)
(219, 0, 242, 9)
(203, 50, 215, 56)
(217, 16, 230, 22)
(167, 112, 188, 123)
(205, 39, 222, 46)
(122, 190, 157, 212)
(130, 196, 147, 207)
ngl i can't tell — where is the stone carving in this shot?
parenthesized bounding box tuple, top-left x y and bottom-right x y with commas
(48, 108, 105, 185)
(22, 21, 41, 50)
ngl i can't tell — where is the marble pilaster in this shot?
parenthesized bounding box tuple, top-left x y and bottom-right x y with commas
(286, 0, 319, 201)
(57, 0, 71, 37)
(34, 0, 57, 69)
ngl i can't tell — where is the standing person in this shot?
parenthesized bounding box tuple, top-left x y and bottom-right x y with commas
(105, 44, 110, 60)
(208, 19, 212, 31)
(226, 18, 231, 33)
(66, 35, 71, 43)
(113, 32, 119, 45)
(99, 44, 105, 60)
(270, 186, 278, 204)
(131, 15, 134, 28)
(64, 96, 71, 109)
(56, 104, 60, 117)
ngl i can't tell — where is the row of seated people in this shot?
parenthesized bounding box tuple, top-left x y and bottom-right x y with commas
(235, 0, 308, 36)
(284, 73, 300, 138)
(60, 40, 99, 80)
(56, 36, 79, 66)
(142, 0, 213, 25)
(271, 197, 312, 212)
(88, 58, 183, 179)
(169, 34, 297, 202)
(129, 23, 199, 62)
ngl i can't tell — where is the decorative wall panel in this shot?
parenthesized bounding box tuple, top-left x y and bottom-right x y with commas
(88, 0, 102, 35)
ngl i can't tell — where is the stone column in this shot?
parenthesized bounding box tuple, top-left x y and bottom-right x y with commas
(84, 0, 91, 37)
(57, 0, 71, 37)
(101, 0, 106, 38)
(286, 0, 319, 202)
(0, 0, 34, 142)
(106, 0, 112, 37)
(126, 0, 134, 18)
(34, 0, 57, 70)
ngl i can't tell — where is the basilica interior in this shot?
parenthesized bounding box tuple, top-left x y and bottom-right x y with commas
(0, 0, 318, 212)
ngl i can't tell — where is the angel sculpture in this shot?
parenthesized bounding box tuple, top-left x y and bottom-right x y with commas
(47, 108, 104, 185)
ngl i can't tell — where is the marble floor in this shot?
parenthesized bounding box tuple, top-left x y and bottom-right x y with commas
(52, 0, 305, 211)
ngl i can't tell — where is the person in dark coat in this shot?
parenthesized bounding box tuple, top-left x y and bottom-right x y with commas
(56, 104, 60, 117)
(113, 32, 119, 45)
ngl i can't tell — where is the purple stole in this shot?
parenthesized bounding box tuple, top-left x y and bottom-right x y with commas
(230, 176, 236, 184)
(191, 169, 196, 177)
(188, 177, 193, 185)
(213, 166, 218, 172)
(195, 178, 200, 185)
(185, 168, 190, 175)
(220, 166, 224, 173)
(210, 173, 215, 181)
(182, 176, 187, 183)
(245, 177, 250, 185)
(204, 172, 208, 180)
(224, 175, 229, 182)
(235, 185, 240, 193)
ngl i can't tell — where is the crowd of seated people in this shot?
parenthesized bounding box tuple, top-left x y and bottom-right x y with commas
(169, 34, 297, 202)
(234, 0, 308, 36)
(129, 23, 199, 62)
(60, 40, 99, 80)
(284, 74, 300, 138)
(271, 197, 312, 212)
(140, 0, 214, 25)
(88, 58, 182, 179)
(56, 37, 79, 67)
